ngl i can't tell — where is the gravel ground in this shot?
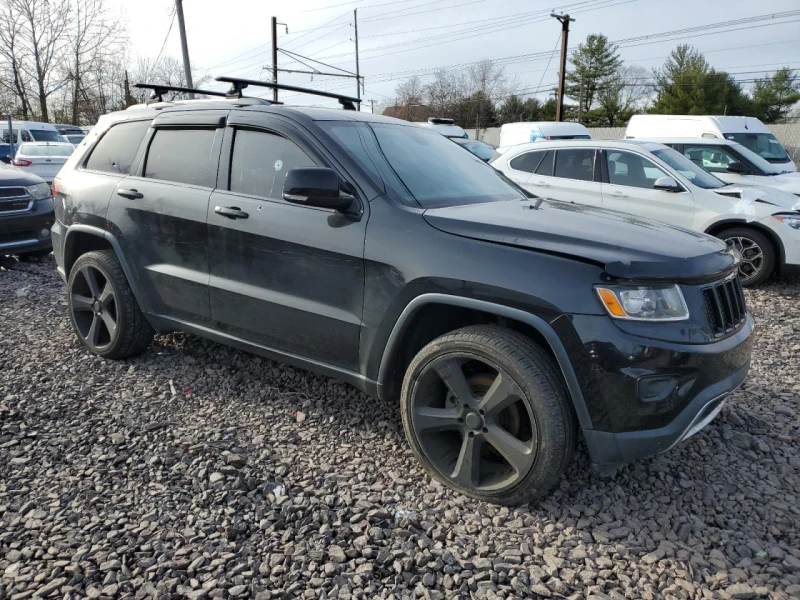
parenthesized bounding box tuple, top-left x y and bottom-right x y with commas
(1, 255, 798, 600)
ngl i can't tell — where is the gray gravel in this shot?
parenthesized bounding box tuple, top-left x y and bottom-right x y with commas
(1, 255, 799, 600)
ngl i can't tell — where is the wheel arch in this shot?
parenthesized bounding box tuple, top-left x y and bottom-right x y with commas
(375, 293, 594, 432)
(704, 219, 785, 270)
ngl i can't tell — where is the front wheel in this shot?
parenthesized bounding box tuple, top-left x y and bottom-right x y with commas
(400, 325, 576, 505)
(718, 227, 775, 287)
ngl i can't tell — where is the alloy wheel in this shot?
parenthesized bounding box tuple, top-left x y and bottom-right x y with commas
(410, 353, 538, 493)
(727, 236, 764, 283)
(70, 265, 118, 350)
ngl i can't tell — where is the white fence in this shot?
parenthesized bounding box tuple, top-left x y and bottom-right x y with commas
(466, 124, 800, 163)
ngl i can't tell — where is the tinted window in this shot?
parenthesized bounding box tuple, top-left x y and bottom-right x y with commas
(86, 120, 151, 174)
(606, 150, 668, 189)
(554, 149, 595, 181)
(29, 129, 62, 142)
(229, 129, 316, 199)
(509, 151, 544, 173)
(534, 150, 554, 176)
(145, 128, 216, 186)
(317, 121, 382, 186)
(683, 145, 738, 173)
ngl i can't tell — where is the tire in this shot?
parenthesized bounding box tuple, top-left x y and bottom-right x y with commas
(717, 227, 775, 287)
(400, 325, 576, 505)
(67, 250, 154, 359)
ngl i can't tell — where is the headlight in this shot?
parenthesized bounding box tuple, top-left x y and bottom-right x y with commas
(26, 182, 52, 200)
(596, 284, 689, 321)
(773, 214, 800, 230)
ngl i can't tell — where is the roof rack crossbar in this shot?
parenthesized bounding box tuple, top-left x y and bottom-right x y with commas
(215, 76, 360, 110)
(134, 83, 232, 104)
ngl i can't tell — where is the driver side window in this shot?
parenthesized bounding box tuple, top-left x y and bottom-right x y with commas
(683, 146, 736, 173)
(605, 151, 668, 190)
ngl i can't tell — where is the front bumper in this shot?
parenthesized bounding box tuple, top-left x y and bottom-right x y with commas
(0, 199, 54, 255)
(557, 313, 753, 466)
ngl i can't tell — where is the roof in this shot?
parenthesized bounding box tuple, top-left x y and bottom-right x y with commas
(499, 139, 670, 153)
(630, 137, 739, 146)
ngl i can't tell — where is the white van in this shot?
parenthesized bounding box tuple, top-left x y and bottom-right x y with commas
(1, 121, 64, 145)
(625, 115, 796, 173)
(498, 122, 591, 153)
(415, 117, 468, 139)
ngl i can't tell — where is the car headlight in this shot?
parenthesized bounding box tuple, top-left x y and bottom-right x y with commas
(773, 214, 800, 230)
(596, 284, 689, 321)
(26, 182, 52, 200)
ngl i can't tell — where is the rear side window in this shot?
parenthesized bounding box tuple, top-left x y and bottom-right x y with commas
(509, 151, 544, 173)
(554, 149, 595, 182)
(229, 129, 316, 199)
(144, 128, 217, 186)
(85, 120, 151, 174)
(534, 150, 554, 176)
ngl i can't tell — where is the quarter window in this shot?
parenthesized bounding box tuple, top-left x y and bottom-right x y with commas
(554, 149, 595, 182)
(509, 151, 544, 173)
(606, 150, 669, 189)
(229, 129, 316, 199)
(86, 120, 152, 174)
(144, 128, 217, 186)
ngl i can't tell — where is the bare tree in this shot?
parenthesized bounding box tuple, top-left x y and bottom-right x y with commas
(0, 5, 32, 118)
(595, 64, 651, 126)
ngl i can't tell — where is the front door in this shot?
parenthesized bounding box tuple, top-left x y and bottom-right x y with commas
(207, 118, 366, 371)
(106, 119, 225, 325)
(601, 149, 695, 230)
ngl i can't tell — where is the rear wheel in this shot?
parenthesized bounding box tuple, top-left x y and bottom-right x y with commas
(67, 250, 153, 359)
(401, 325, 576, 505)
(717, 227, 775, 287)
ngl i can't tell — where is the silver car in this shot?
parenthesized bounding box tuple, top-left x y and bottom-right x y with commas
(13, 142, 74, 185)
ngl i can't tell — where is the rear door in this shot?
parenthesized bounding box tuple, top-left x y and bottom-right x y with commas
(529, 148, 603, 206)
(106, 111, 226, 325)
(600, 149, 695, 229)
(206, 113, 367, 371)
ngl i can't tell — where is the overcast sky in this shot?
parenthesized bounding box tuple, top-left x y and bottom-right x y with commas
(112, 0, 800, 109)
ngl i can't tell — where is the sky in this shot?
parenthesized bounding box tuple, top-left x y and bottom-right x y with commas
(111, 0, 800, 109)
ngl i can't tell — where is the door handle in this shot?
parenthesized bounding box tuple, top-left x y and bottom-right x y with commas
(610, 190, 628, 198)
(214, 205, 249, 220)
(117, 189, 143, 200)
(532, 181, 550, 187)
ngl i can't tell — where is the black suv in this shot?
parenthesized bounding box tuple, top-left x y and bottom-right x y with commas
(51, 80, 753, 505)
(0, 165, 54, 257)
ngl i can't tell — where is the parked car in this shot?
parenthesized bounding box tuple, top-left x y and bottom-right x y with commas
(0, 164, 54, 257)
(54, 124, 86, 137)
(452, 138, 499, 162)
(625, 114, 796, 172)
(415, 117, 468, 139)
(492, 139, 800, 285)
(638, 138, 800, 196)
(13, 142, 74, 185)
(64, 134, 86, 146)
(80, 126, 94, 135)
(497, 122, 591, 154)
(52, 82, 753, 504)
(1, 121, 64, 144)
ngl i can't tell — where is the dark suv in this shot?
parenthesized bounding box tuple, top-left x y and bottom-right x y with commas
(0, 165, 54, 257)
(51, 80, 753, 505)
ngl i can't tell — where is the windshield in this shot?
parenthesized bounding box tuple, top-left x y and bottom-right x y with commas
(651, 147, 725, 189)
(66, 134, 85, 144)
(29, 129, 63, 142)
(19, 144, 74, 157)
(724, 132, 790, 163)
(368, 123, 526, 208)
(456, 140, 499, 162)
(726, 141, 783, 175)
(550, 134, 591, 140)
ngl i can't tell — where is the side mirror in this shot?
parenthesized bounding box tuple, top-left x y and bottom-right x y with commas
(653, 176, 682, 192)
(283, 167, 354, 212)
(726, 161, 748, 174)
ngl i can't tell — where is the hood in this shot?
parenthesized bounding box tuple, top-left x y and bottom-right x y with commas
(424, 198, 738, 282)
(0, 164, 46, 186)
(752, 172, 800, 195)
(714, 184, 800, 209)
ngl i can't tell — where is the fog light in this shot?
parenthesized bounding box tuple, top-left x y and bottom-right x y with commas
(41, 228, 50, 237)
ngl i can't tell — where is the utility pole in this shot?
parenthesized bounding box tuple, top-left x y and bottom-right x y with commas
(369, 99, 375, 113)
(354, 9, 361, 110)
(272, 17, 279, 103)
(174, 0, 194, 98)
(551, 13, 574, 122)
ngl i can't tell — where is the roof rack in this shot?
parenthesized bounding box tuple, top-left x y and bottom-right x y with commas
(133, 83, 280, 105)
(216, 76, 360, 110)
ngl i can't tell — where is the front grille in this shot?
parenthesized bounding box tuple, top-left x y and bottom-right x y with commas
(0, 187, 32, 213)
(703, 275, 747, 337)
(0, 187, 27, 199)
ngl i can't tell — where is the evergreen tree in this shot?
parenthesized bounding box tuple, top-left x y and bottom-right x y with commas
(565, 34, 622, 116)
(751, 68, 800, 123)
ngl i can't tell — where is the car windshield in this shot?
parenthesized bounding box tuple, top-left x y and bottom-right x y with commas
(29, 129, 63, 142)
(19, 144, 74, 157)
(724, 132, 790, 163)
(726, 141, 783, 175)
(66, 134, 85, 144)
(651, 147, 725, 189)
(367, 123, 526, 208)
(456, 140, 499, 162)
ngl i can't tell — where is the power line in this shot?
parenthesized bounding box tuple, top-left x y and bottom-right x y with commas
(153, 8, 177, 66)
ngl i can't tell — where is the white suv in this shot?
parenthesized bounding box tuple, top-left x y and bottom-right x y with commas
(491, 140, 800, 285)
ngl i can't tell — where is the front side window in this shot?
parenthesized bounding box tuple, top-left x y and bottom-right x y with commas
(21, 130, 33, 142)
(606, 150, 668, 189)
(86, 120, 152, 174)
(368, 123, 525, 208)
(683, 145, 738, 173)
(509, 150, 545, 173)
(554, 149, 595, 182)
(144, 128, 217, 186)
(229, 129, 316, 199)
